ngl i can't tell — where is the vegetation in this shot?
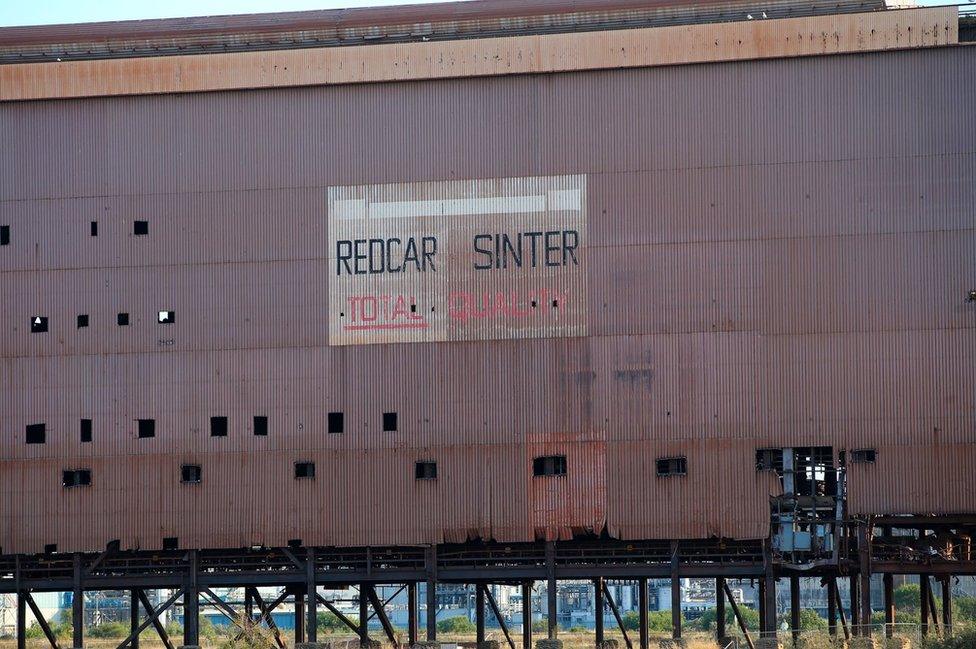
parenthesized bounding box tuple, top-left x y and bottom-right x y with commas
(317, 611, 358, 633)
(437, 616, 476, 633)
(689, 606, 760, 632)
(620, 610, 682, 633)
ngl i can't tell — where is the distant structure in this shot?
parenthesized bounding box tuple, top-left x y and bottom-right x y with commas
(0, 0, 973, 648)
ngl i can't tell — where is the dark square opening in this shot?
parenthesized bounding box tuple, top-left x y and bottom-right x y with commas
(211, 416, 228, 437)
(181, 464, 202, 483)
(77, 314, 89, 328)
(162, 537, 178, 550)
(533, 455, 567, 477)
(80, 419, 92, 443)
(90, 221, 98, 237)
(328, 412, 344, 434)
(137, 419, 155, 438)
(117, 313, 129, 326)
(254, 415, 268, 436)
(26, 423, 46, 444)
(44, 544, 57, 554)
(382, 412, 397, 432)
(134, 221, 149, 235)
(295, 461, 315, 479)
(415, 461, 438, 480)
(0, 225, 9, 245)
(851, 448, 877, 464)
(158, 310, 175, 324)
(656, 457, 687, 477)
(62, 469, 91, 488)
(755, 448, 784, 473)
(30, 316, 48, 333)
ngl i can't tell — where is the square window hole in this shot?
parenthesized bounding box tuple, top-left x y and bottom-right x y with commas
(851, 448, 877, 464)
(44, 544, 57, 554)
(117, 313, 129, 326)
(80, 419, 92, 443)
(656, 457, 687, 477)
(134, 221, 149, 236)
(90, 221, 98, 237)
(77, 314, 89, 328)
(756, 448, 784, 473)
(158, 310, 175, 324)
(533, 455, 567, 477)
(62, 469, 91, 488)
(137, 419, 155, 438)
(415, 461, 438, 480)
(0, 225, 9, 245)
(295, 461, 315, 479)
(383, 412, 397, 432)
(211, 416, 228, 437)
(181, 464, 202, 483)
(162, 537, 178, 550)
(26, 423, 46, 444)
(30, 316, 48, 333)
(254, 416, 268, 436)
(328, 412, 344, 434)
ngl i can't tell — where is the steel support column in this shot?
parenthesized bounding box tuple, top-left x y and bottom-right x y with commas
(716, 577, 726, 642)
(359, 585, 370, 647)
(307, 548, 317, 644)
(790, 576, 800, 645)
(920, 574, 930, 637)
(17, 590, 26, 649)
(408, 583, 418, 647)
(849, 574, 860, 635)
(859, 524, 873, 637)
(881, 573, 893, 639)
(295, 587, 306, 645)
(476, 584, 486, 645)
(762, 540, 776, 639)
(521, 582, 532, 649)
(594, 579, 604, 646)
(426, 546, 437, 642)
(670, 542, 681, 640)
(827, 578, 837, 638)
(131, 590, 140, 649)
(638, 577, 648, 649)
(546, 541, 557, 639)
(184, 550, 199, 648)
(941, 577, 952, 629)
(72, 554, 83, 649)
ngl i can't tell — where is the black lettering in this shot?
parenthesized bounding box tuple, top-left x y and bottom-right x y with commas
(502, 233, 522, 269)
(353, 239, 367, 275)
(386, 238, 402, 273)
(524, 232, 543, 267)
(563, 230, 580, 266)
(473, 234, 493, 270)
(368, 238, 385, 274)
(336, 240, 353, 275)
(422, 236, 437, 272)
(544, 231, 561, 267)
(404, 238, 420, 271)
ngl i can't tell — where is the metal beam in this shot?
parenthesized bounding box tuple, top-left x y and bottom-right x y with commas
(184, 550, 199, 648)
(307, 548, 318, 644)
(832, 577, 850, 640)
(602, 581, 633, 649)
(17, 590, 25, 649)
(248, 587, 288, 649)
(359, 585, 371, 646)
(130, 590, 139, 649)
(716, 577, 726, 642)
(941, 576, 952, 628)
(24, 592, 61, 649)
(316, 594, 362, 635)
(366, 584, 398, 648)
(670, 542, 681, 640)
(858, 523, 873, 638)
(476, 584, 486, 645)
(722, 581, 755, 649)
(117, 589, 184, 649)
(407, 582, 418, 647)
(826, 577, 836, 637)
(521, 581, 532, 649)
(545, 542, 557, 640)
(72, 554, 83, 649)
(484, 583, 517, 649)
(594, 579, 604, 645)
(790, 576, 800, 645)
(138, 588, 176, 649)
(883, 573, 894, 639)
(638, 577, 648, 649)
(426, 546, 437, 642)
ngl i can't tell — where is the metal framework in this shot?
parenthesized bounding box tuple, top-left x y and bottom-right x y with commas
(2, 517, 974, 648)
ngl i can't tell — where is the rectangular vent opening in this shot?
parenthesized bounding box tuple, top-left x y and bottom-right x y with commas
(210, 416, 228, 437)
(158, 310, 175, 324)
(382, 412, 397, 432)
(90, 221, 98, 237)
(30, 316, 48, 333)
(533, 455, 567, 477)
(77, 314, 89, 328)
(415, 461, 438, 480)
(62, 469, 92, 488)
(254, 416, 268, 436)
(137, 419, 155, 439)
(117, 313, 129, 326)
(851, 448, 877, 464)
(0, 225, 9, 245)
(134, 221, 149, 236)
(80, 419, 92, 443)
(162, 537, 178, 550)
(656, 457, 687, 477)
(181, 464, 202, 483)
(295, 461, 315, 479)
(328, 412, 344, 434)
(756, 448, 784, 473)
(26, 423, 46, 444)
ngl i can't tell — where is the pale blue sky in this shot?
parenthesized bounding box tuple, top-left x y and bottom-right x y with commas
(0, 0, 965, 28)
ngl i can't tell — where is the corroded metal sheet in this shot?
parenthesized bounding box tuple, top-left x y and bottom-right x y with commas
(328, 175, 586, 345)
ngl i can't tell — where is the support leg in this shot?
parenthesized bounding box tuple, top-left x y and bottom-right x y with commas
(307, 548, 317, 644)
(73, 554, 84, 649)
(295, 587, 306, 645)
(426, 546, 437, 642)
(594, 579, 604, 647)
(638, 578, 648, 649)
(883, 573, 894, 639)
(670, 542, 681, 640)
(476, 584, 486, 645)
(184, 550, 200, 648)
(131, 590, 140, 649)
(920, 574, 930, 637)
(716, 578, 726, 643)
(859, 524, 873, 638)
(359, 585, 370, 647)
(521, 582, 532, 649)
(827, 578, 837, 638)
(408, 583, 418, 647)
(849, 574, 860, 636)
(942, 576, 952, 629)
(790, 576, 800, 645)
(546, 542, 557, 640)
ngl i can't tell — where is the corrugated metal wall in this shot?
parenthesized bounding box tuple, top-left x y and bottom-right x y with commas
(0, 45, 974, 553)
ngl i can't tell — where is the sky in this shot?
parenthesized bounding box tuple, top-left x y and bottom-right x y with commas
(0, 0, 966, 27)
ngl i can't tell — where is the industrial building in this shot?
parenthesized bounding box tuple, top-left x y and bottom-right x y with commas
(0, 0, 974, 647)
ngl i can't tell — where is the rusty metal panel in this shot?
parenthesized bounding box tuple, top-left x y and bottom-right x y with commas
(0, 7, 958, 101)
(0, 45, 974, 553)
